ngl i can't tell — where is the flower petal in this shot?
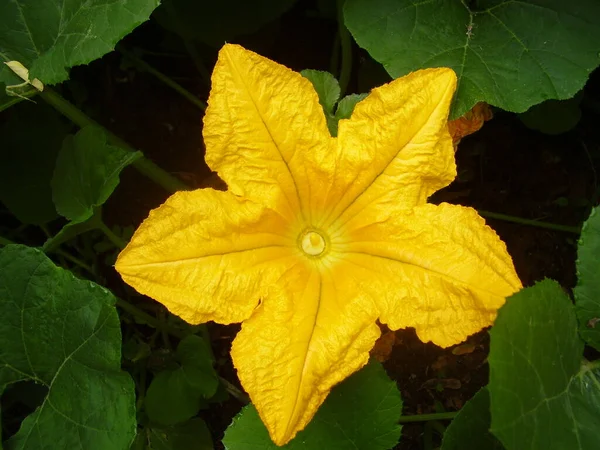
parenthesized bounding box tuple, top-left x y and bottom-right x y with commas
(231, 264, 380, 445)
(317, 68, 457, 231)
(341, 203, 522, 347)
(115, 189, 292, 324)
(203, 44, 332, 221)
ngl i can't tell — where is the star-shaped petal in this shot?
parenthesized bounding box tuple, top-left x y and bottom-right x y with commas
(116, 44, 521, 445)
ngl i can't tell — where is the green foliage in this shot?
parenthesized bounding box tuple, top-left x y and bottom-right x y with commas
(302, 70, 340, 117)
(147, 419, 213, 450)
(145, 336, 218, 427)
(344, 0, 600, 119)
(440, 388, 503, 450)
(0, 102, 69, 224)
(52, 126, 142, 223)
(488, 279, 600, 450)
(519, 92, 584, 135)
(301, 69, 367, 136)
(223, 360, 402, 449)
(154, 0, 297, 47)
(0, 244, 136, 449)
(575, 206, 600, 351)
(0, 0, 160, 90)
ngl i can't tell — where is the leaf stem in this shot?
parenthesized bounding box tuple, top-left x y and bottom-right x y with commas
(116, 298, 185, 338)
(39, 87, 189, 193)
(96, 218, 128, 250)
(55, 249, 94, 274)
(478, 210, 581, 234)
(162, 1, 212, 86)
(219, 376, 251, 404)
(398, 411, 457, 423)
(336, 0, 352, 98)
(0, 236, 16, 246)
(117, 46, 207, 111)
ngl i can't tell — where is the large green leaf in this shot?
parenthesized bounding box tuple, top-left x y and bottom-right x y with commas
(154, 0, 298, 47)
(145, 336, 218, 427)
(0, 0, 159, 90)
(223, 360, 402, 449)
(488, 279, 600, 450)
(51, 126, 142, 223)
(0, 101, 69, 224)
(344, 0, 600, 119)
(440, 388, 503, 450)
(0, 244, 136, 449)
(575, 206, 600, 351)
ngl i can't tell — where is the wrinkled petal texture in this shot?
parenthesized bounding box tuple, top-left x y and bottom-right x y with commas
(322, 68, 458, 231)
(231, 265, 380, 445)
(115, 189, 292, 324)
(341, 203, 522, 347)
(117, 44, 522, 447)
(203, 44, 332, 223)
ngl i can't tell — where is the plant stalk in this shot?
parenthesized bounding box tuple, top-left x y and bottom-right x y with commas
(39, 87, 189, 193)
(96, 218, 128, 250)
(478, 210, 581, 234)
(118, 45, 207, 111)
(398, 412, 457, 423)
(336, 0, 352, 97)
(0, 236, 16, 246)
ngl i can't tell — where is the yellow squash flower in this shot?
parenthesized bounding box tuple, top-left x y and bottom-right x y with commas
(116, 44, 522, 445)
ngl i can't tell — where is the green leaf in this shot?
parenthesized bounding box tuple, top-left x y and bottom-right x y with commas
(145, 371, 205, 427)
(223, 359, 402, 449)
(344, 0, 600, 119)
(335, 93, 367, 120)
(0, 0, 160, 86)
(0, 101, 69, 224)
(440, 388, 503, 450)
(175, 336, 218, 396)
(300, 71, 367, 137)
(51, 126, 142, 223)
(0, 244, 136, 449)
(519, 92, 583, 135)
(301, 69, 340, 136)
(488, 279, 600, 450)
(301, 70, 340, 115)
(154, 0, 298, 47)
(145, 336, 218, 427)
(575, 206, 600, 351)
(148, 419, 213, 450)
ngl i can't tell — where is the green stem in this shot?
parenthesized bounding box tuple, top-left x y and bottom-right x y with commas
(336, 0, 352, 97)
(220, 376, 251, 404)
(478, 210, 581, 234)
(116, 298, 186, 339)
(163, 1, 211, 86)
(39, 87, 189, 193)
(398, 412, 457, 423)
(55, 249, 94, 274)
(0, 236, 16, 246)
(96, 218, 127, 250)
(118, 46, 207, 111)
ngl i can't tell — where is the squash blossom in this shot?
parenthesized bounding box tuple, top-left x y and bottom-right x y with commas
(116, 44, 522, 445)
(448, 102, 493, 149)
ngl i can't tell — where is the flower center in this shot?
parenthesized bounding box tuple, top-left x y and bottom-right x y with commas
(300, 230, 326, 256)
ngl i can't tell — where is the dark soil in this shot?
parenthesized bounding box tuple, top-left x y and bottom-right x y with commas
(64, 2, 600, 448)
